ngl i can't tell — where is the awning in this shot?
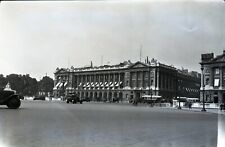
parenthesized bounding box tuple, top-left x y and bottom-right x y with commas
(53, 82, 61, 90)
(142, 95, 161, 100)
(142, 95, 161, 98)
(104, 82, 108, 87)
(109, 82, 114, 87)
(95, 82, 99, 86)
(59, 83, 64, 88)
(91, 82, 95, 87)
(55, 82, 61, 88)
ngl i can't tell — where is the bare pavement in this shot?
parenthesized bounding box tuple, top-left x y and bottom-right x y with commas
(0, 101, 224, 147)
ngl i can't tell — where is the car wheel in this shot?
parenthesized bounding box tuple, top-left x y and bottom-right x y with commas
(7, 97, 21, 109)
(66, 100, 69, 103)
(80, 101, 83, 104)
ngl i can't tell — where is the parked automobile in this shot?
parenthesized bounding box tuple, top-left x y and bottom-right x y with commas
(82, 97, 91, 102)
(66, 93, 82, 104)
(220, 103, 225, 110)
(0, 89, 21, 109)
(33, 96, 45, 101)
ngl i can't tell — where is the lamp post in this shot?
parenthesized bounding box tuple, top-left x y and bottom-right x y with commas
(201, 66, 206, 112)
(62, 80, 66, 101)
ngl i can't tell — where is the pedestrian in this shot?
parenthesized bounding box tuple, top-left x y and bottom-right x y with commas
(188, 102, 192, 109)
(133, 97, 138, 106)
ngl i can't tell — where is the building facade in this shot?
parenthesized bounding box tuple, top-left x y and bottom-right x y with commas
(53, 59, 200, 103)
(200, 51, 225, 105)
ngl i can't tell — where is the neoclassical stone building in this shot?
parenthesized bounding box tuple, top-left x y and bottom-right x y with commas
(53, 59, 200, 103)
(200, 51, 225, 105)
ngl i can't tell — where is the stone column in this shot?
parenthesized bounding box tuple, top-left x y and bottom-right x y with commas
(142, 71, 146, 88)
(119, 73, 122, 89)
(210, 67, 214, 87)
(140, 71, 143, 88)
(102, 74, 105, 89)
(108, 74, 110, 89)
(80, 75, 82, 89)
(93, 74, 96, 89)
(136, 72, 138, 88)
(113, 73, 116, 89)
(161, 72, 163, 90)
(220, 67, 223, 89)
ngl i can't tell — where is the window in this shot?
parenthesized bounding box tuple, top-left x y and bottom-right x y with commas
(151, 79, 154, 86)
(205, 68, 210, 73)
(214, 79, 219, 87)
(215, 68, 219, 74)
(205, 78, 209, 85)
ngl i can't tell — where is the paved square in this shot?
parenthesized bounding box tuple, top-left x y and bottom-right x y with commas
(0, 101, 219, 147)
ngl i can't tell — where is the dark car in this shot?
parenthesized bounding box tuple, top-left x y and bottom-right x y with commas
(0, 89, 21, 109)
(82, 97, 91, 102)
(220, 103, 225, 110)
(66, 93, 82, 104)
(33, 96, 45, 101)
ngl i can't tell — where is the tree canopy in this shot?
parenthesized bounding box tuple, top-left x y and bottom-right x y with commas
(0, 74, 54, 96)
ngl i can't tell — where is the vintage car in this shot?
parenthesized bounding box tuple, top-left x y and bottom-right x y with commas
(66, 93, 83, 104)
(0, 89, 22, 109)
(33, 96, 45, 101)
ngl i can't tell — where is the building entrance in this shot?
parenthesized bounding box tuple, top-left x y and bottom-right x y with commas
(214, 96, 218, 103)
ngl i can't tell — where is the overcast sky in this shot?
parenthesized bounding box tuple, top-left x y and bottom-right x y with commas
(0, 0, 225, 80)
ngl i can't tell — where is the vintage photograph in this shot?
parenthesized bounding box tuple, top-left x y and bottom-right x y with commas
(0, 0, 225, 147)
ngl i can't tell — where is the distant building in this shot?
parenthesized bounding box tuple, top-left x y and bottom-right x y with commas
(200, 51, 225, 105)
(53, 59, 200, 103)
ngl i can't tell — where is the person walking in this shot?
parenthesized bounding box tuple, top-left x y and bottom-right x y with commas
(188, 102, 192, 109)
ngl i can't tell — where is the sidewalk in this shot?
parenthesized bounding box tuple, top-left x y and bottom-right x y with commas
(171, 107, 225, 115)
(126, 102, 225, 115)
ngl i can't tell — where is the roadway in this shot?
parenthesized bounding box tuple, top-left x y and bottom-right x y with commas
(0, 101, 221, 147)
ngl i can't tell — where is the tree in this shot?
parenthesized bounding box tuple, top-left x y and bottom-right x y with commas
(38, 76, 54, 96)
(1, 73, 54, 96)
(22, 75, 38, 96)
(6, 74, 38, 96)
(0, 74, 7, 89)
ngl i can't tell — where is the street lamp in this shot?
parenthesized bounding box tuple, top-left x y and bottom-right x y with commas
(201, 66, 206, 112)
(62, 81, 65, 101)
